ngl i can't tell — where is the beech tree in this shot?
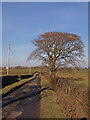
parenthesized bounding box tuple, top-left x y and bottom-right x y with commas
(27, 32, 84, 83)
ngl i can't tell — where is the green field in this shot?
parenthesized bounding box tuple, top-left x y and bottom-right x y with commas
(1, 66, 49, 75)
(1, 66, 88, 88)
(56, 69, 88, 87)
(2, 67, 32, 75)
(1, 67, 88, 87)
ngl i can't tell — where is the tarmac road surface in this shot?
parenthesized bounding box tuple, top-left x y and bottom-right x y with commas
(2, 74, 41, 119)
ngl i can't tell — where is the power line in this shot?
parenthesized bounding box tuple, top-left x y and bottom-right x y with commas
(10, 46, 24, 65)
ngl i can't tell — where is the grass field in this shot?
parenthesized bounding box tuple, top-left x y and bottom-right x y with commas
(1, 66, 49, 75)
(1, 66, 88, 88)
(40, 76, 68, 118)
(1, 67, 88, 87)
(2, 68, 31, 75)
(56, 69, 88, 87)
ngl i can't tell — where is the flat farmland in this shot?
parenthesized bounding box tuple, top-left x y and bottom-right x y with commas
(1, 66, 49, 76)
(56, 69, 88, 87)
(1, 67, 89, 119)
(2, 68, 31, 75)
(1, 67, 88, 87)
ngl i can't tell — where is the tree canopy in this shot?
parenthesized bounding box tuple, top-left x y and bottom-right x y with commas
(27, 32, 85, 81)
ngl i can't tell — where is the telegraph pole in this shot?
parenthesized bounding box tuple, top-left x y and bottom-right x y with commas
(7, 44, 10, 75)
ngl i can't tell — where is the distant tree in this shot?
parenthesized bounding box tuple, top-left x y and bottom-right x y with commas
(27, 32, 85, 83)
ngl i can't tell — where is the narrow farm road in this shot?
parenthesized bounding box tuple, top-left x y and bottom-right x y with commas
(2, 74, 41, 119)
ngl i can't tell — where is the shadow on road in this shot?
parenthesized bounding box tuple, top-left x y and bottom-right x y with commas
(2, 77, 37, 98)
(2, 86, 49, 108)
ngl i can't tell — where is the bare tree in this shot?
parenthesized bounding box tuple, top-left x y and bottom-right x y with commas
(27, 32, 84, 83)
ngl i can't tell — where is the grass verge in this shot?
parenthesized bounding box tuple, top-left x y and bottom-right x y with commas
(1, 73, 38, 96)
(40, 75, 68, 118)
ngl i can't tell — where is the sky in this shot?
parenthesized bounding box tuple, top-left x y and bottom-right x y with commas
(1, 0, 89, 2)
(2, 2, 88, 67)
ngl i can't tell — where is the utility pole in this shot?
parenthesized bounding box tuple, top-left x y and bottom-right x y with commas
(7, 44, 10, 75)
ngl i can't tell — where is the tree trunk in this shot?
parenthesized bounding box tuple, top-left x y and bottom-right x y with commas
(53, 70, 56, 83)
(49, 64, 56, 85)
(52, 70, 56, 84)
